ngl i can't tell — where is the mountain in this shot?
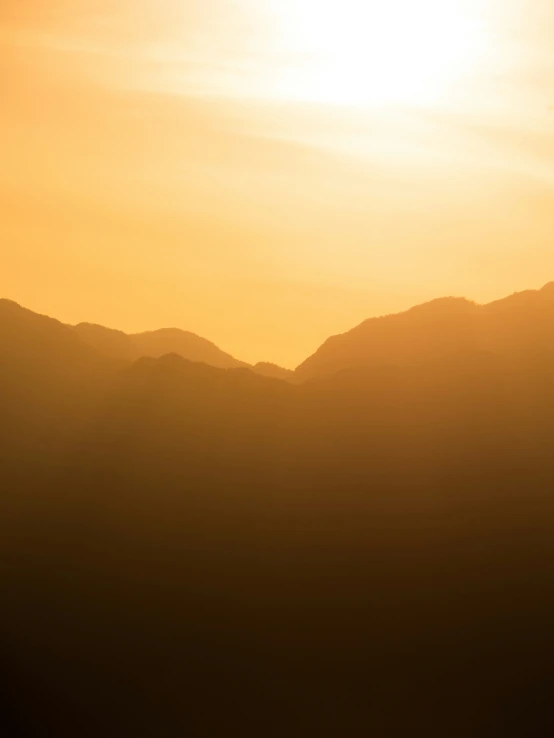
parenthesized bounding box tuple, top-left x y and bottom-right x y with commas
(71, 322, 138, 361)
(73, 322, 248, 369)
(73, 321, 298, 377)
(4, 289, 554, 736)
(252, 361, 297, 381)
(132, 328, 249, 368)
(0, 300, 121, 460)
(295, 282, 554, 380)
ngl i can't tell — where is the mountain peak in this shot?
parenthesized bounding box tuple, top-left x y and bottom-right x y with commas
(252, 362, 296, 382)
(409, 296, 476, 313)
(0, 298, 22, 308)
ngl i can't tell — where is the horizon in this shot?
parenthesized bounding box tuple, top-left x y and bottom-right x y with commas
(3, 278, 554, 369)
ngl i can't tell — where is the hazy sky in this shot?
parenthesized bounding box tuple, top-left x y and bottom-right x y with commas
(1, 0, 554, 366)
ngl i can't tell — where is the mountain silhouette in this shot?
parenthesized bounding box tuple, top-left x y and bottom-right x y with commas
(295, 282, 554, 380)
(3, 287, 554, 736)
(72, 320, 296, 377)
(251, 361, 297, 381)
(73, 322, 248, 368)
(70, 322, 138, 361)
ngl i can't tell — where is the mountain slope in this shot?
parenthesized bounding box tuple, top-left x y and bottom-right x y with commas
(0, 300, 123, 478)
(72, 322, 248, 369)
(295, 283, 554, 380)
(131, 328, 248, 369)
(71, 323, 138, 361)
(252, 362, 296, 381)
(72, 321, 297, 377)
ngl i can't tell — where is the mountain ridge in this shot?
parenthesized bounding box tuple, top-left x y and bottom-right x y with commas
(295, 282, 554, 380)
(3, 287, 554, 736)
(4, 282, 554, 382)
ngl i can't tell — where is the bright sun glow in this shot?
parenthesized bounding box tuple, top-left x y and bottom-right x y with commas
(271, 0, 486, 108)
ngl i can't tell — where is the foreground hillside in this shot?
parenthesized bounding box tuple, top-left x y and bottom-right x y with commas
(2, 290, 554, 736)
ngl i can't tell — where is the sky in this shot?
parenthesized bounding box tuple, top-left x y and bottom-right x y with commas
(1, 0, 554, 367)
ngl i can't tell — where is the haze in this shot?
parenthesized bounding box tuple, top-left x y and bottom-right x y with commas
(4, 4, 554, 735)
(1, 0, 554, 366)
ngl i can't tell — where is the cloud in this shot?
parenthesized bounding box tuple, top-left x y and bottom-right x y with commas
(0, 0, 280, 104)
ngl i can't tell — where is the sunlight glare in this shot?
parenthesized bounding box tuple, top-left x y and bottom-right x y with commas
(271, 0, 486, 108)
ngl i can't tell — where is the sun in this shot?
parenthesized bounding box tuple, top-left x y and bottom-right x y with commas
(271, 0, 486, 108)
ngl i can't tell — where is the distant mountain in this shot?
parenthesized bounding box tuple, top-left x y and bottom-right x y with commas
(1, 299, 295, 383)
(132, 328, 249, 369)
(71, 323, 138, 362)
(295, 283, 554, 380)
(73, 322, 248, 369)
(73, 320, 298, 378)
(252, 362, 296, 382)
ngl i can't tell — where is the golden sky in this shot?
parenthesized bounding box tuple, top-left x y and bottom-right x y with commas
(1, 0, 554, 366)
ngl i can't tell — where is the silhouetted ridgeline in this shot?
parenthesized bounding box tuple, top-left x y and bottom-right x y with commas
(2, 288, 554, 737)
(296, 282, 554, 379)
(73, 321, 250, 369)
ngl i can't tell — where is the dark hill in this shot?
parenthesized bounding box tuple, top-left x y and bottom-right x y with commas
(3, 289, 554, 736)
